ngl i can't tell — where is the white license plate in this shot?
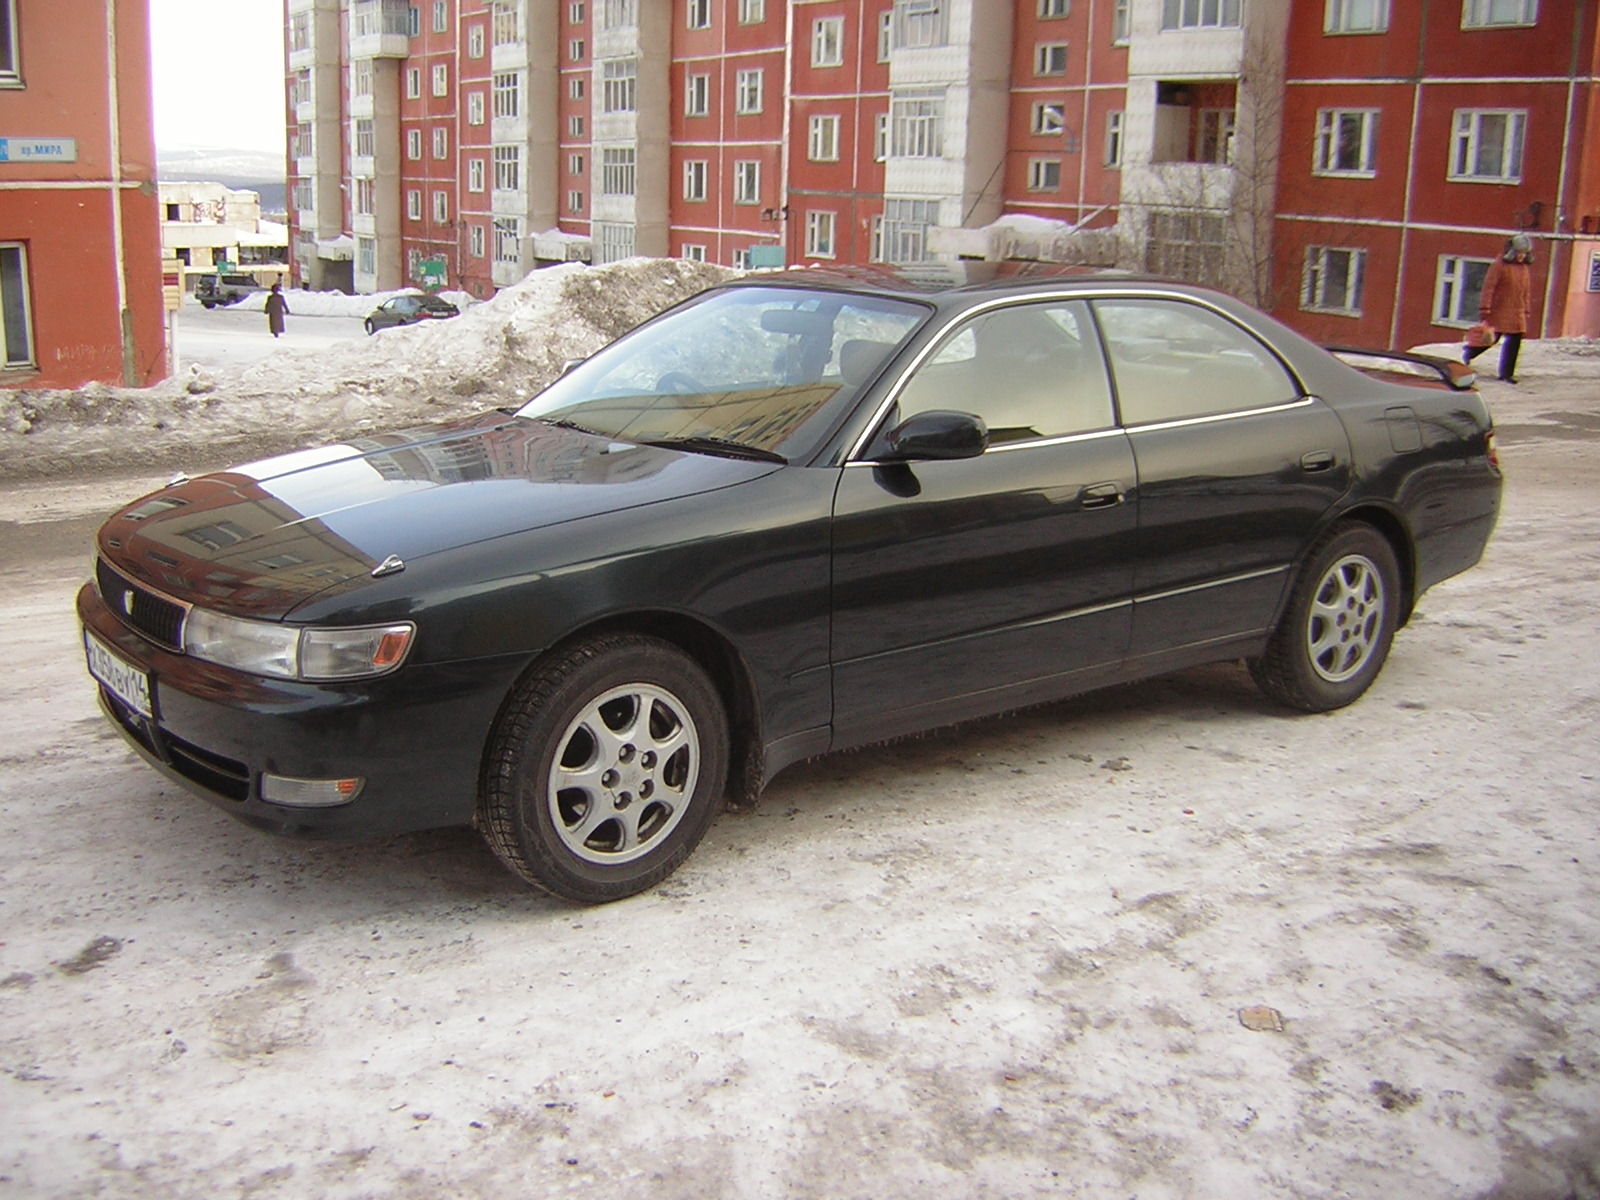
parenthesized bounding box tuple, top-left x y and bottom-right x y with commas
(84, 630, 153, 717)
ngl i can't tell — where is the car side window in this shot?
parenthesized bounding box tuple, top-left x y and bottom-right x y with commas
(887, 300, 1115, 447)
(1092, 299, 1299, 426)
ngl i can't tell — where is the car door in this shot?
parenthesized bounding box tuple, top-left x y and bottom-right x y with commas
(1090, 296, 1352, 665)
(829, 298, 1137, 747)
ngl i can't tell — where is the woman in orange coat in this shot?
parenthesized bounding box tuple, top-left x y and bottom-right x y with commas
(1464, 234, 1533, 383)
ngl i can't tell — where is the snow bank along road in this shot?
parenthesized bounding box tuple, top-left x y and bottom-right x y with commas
(0, 357, 1597, 1198)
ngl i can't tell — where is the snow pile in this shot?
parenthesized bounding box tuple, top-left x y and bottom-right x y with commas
(0, 257, 736, 479)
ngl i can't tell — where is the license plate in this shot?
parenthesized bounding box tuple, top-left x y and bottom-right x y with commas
(84, 630, 153, 717)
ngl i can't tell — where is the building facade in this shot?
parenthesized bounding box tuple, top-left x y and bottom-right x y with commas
(159, 182, 291, 293)
(1, 0, 166, 389)
(285, 0, 1600, 347)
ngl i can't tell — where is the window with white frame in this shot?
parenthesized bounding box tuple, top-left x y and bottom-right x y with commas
(880, 197, 939, 263)
(1197, 108, 1235, 163)
(493, 71, 520, 118)
(874, 112, 889, 160)
(468, 23, 484, 56)
(894, 0, 946, 48)
(1, 244, 35, 368)
(406, 67, 421, 98)
(569, 114, 585, 136)
(682, 243, 707, 262)
(291, 68, 312, 107)
(570, 152, 584, 175)
(494, 144, 521, 191)
(1105, 109, 1124, 165)
(358, 237, 376, 275)
(809, 114, 841, 161)
(494, 216, 520, 263)
(570, 39, 585, 61)
(1314, 109, 1378, 175)
(1435, 255, 1493, 324)
(890, 88, 944, 158)
(740, 0, 765, 23)
(470, 224, 485, 258)
(407, 128, 422, 159)
(687, 0, 711, 28)
(355, 118, 375, 157)
(812, 17, 844, 65)
(806, 211, 837, 258)
(1028, 158, 1062, 190)
(468, 158, 485, 191)
(570, 1, 584, 21)
(1462, 0, 1537, 26)
(433, 190, 449, 222)
(1325, 0, 1389, 32)
(1161, 0, 1241, 29)
(683, 159, 707, 200)
(1039, 0, 1070, 16)
(1449, 109, 1526, 181)
(1112, 0, 1131, 42)
(1303, 245, 1366, 314)
(734, 159, 761, 204)
(1145, 210, 1228, 283)
(292, 180, 314, 211)
(602, 146, 636, 195)
(295, 122, 313, 157)
(433, 1, 448, 34)
(1032, 102, 1065, 135)
(732, 249, 752, 270)
(602, 58, 637, 112)
(569, 189, 585, 211)
(736, 68, 763, 114)
(433, 63, 448, 96)
(433, 127, 448, 158)
(878, 10, 893, 59)
(407, 189, 422, 220)
(352, 58, 373, 97)
(492, 0, 519, 43)
(594, 221, 635, 264)
(570, 75, 584, 100)
(290, 11, 310, 51)
(599, 0, 637, 29)
(355, 177, 376, 214)
(468, 91, 484, 124)
(1035, 42, 1068, 75)
(685, 73, 710, 115)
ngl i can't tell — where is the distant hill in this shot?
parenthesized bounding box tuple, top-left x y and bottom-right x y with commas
(158, 146, 287, 214)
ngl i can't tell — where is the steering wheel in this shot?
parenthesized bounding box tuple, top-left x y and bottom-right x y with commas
(656, 371, 705, 395)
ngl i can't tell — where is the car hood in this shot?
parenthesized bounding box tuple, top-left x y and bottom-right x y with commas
(97, 413, 779, 620)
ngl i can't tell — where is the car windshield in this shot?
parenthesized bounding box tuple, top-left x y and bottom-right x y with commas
(514, 286, 928, 461)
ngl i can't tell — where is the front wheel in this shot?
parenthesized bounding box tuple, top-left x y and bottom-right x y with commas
(479, 635, 729, 903)
(1250, 523, 1400, 712)
(363, 319, 376, 335)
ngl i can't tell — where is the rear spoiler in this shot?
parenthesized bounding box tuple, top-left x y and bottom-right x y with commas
(1325, 345, 1478, 391)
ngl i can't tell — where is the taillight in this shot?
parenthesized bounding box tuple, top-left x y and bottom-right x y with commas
(1485, 429, 1500, 471)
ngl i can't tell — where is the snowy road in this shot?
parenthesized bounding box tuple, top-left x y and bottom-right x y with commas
(171, 299, 369, 371)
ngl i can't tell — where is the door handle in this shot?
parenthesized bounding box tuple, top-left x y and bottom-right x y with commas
(1079, 481, 1125, 509)
(1300, 450, 1335, 472)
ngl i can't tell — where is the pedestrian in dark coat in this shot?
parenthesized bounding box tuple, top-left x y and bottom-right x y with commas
(1464, 234, 1534, 383)
(265, 283, 290, 338)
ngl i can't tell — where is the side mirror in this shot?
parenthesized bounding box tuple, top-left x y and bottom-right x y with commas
(880, 410, 988, 461)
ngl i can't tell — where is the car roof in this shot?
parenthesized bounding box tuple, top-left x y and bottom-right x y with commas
(719, 261, 1163, 302)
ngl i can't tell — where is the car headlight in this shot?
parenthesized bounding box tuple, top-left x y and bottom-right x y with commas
(183, 608, 415, 681)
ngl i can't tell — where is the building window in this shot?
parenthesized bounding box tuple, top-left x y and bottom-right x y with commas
(1028, 158, 1062, 190)
(407, 5, 420, 36)
(433, 126, 448, 158)
(1303, 246, 1366, 314)
(493, 71, 520, 118)
(683, 159, 708, 201)
(570, 38, 585, 60)
(1039, 0, 1070, 15)
(878, 10, 893, 59)
(1449, 109, 1526, 181)
(1112, 0, 1131, 42)
(570, 2, 584, 21)
(291, 68, 312, 107)
(470, 224, 485, 257)
(352, 58, 373, 97)
(468, 23, 484, 56)
(355, 118, 375, 157)
(874, 111, 889, 160)
(468, 91, 485, 124)
(570, 76, 585, 100)
(732, 249, 752, 270)
(290, 12, 310, 51)
(355, 177, 376, 213)
(682, 243, 708, 262)
(595, 222, 635, 264)
(407, 189, 422, 220)
(570, 152, 585, 174)
(1160, 0, 1241, 29)
(685, 73, 710, 116)
(894, 0, 946, 48)
(890, 89, 944, 158)
(407, 128, 422, 159)
(1435, 255, 1493, 325)
(433, 0, 448, 33)
(569, 189, 585, 211)
(1325, 0, 1389, 32)
(740, 0, 765, 23)
(812, 16, 844, 66)
(687, 0, 711, 29)
(468, 158, 485, 191)
(294, 122, 314, 157)
(494, 217, 520, 263)
(808, 114, 840, 161)
(1462, 0, 1537, 26)
(569, 114, 585, 136)
(1035, 43, 1068, 75)
(602, 146, 637, 195)
(432, 63, 448, 96)
(492, 1, 519, 44)
(406, 67, 421, 98)
(1105, 109, 1124, 165)
(1197, 108, 1235, 163)
(806, 211, 837, 258)
(599, 0, 637, 29)
(602, 58, 637, 113)
(880, 198, 939, 263)
(1032, 102, 1065, 135)
(0, 244, 34, 368)
(1314, 109, 1378, 175)
(433, 190, 449, 222)
(1144, 210, 1228, 283)
(494, 144, 521, 191)
(734, 159, 761, 204)
(736, 69, 763, 114)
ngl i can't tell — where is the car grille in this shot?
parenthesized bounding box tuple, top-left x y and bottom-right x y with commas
(100, 689, 251, 802)
(96, 557, 187, 650)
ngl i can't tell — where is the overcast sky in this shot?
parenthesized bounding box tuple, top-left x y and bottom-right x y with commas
(149, 0, 286, 153)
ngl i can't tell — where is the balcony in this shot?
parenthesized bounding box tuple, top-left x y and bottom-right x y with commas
(349, 0, 411, 59)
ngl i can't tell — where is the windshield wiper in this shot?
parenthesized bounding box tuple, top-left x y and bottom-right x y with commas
(537, 416, 606, 436)
(640, 436, 787, 464)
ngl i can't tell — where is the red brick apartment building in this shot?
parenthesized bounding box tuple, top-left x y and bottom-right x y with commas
(1, 0, 166, 389)
(286, 0, 1600, 350)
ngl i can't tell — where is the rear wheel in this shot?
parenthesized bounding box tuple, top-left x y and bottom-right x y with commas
(479, 635, 728, 903)
(1250, 523, 1400, 712)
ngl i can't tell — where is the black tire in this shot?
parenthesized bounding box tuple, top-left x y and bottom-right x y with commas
(364, 319, 376, 335)
(1249, 522, 1401, 712)
(200, 300, 215, 309)
(479, 634, 728, 903)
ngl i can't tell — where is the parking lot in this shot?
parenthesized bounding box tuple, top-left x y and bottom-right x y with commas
(0, 350, 1596, 1197)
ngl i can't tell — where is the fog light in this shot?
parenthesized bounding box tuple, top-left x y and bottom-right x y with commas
(260, 774, 364, 808)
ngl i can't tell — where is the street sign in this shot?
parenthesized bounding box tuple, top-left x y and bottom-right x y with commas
(748, 245, 785, 269)
(0, 138, 79, 163)
(419, 257, 446, 290)
(161, 258, 183, 312)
